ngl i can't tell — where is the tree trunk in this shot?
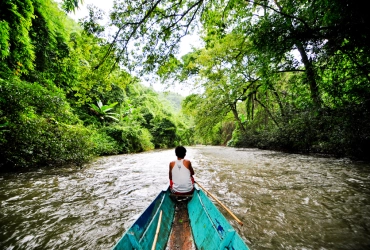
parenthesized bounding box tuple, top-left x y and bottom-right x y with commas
(254, 97, 279, 127)
(229, 102, 246, 133)
(273, 0, 322, 110)
(296, 42, 321, 109)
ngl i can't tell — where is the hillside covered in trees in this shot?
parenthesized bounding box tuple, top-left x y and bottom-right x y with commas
(1, 0, 369, 171)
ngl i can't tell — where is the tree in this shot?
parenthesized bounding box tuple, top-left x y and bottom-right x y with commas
(98, 0, 208, 73)
(61, 0, 84, 13)
(0, 0, 35, 75)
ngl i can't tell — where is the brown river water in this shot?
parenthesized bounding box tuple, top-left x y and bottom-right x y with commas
(0, 146, 369, 250)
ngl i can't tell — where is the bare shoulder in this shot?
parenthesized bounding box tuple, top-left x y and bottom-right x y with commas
(184, 159, 194, 174)
(169, 161, 176, 168)
(183, 159, 192, 166)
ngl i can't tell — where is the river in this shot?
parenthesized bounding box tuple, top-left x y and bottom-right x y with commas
(1, 146, 369, 249)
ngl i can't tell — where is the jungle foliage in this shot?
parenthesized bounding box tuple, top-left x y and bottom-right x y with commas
(0, 0, 192, 170)
(102, 0, 369, 160)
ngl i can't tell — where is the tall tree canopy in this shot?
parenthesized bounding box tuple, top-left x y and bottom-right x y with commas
(103, 0, 369, 102)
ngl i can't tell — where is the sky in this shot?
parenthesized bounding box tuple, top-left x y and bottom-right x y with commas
(66, 0, 201, 96)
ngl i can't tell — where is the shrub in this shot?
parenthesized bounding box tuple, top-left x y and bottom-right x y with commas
(100, 125, 154, 154)
(90, 130, 119, 156)
(0, 114, 94, 168)
(0, 78, 94, 169)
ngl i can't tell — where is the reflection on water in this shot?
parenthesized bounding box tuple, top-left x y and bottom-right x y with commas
(1, 146, 369, 249)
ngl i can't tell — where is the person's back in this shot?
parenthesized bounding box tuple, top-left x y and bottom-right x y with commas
(169, 146, 195, 194)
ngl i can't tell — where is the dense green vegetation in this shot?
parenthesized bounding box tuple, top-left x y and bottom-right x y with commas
(102, 0, 369, 160)
(0, 0, 192, 170)
(1, 0, 369, 170)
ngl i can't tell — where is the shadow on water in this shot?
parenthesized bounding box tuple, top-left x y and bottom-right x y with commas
(1, 146, 370, 249)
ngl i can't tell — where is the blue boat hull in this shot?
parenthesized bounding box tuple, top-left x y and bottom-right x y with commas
(112, 185, 249, 249)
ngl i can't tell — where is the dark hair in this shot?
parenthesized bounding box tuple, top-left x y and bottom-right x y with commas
(175, 146, 186, 158)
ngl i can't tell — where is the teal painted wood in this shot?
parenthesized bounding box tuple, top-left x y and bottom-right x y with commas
(140, 192, 174, 250)
(112, 186, 250, 250)
(188, 186, 250, 250)
(112, 189, 176, 250)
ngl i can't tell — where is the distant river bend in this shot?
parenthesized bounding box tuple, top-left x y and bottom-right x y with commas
(1, 146, 369, 249)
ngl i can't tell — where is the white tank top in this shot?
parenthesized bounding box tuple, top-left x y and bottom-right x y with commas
(171, 159, 193, 193)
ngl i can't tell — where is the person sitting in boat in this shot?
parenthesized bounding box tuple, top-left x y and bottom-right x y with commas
(169, 146, 195, 195)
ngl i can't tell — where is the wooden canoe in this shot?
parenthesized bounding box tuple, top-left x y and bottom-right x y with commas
(112, 185, 250, 250)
